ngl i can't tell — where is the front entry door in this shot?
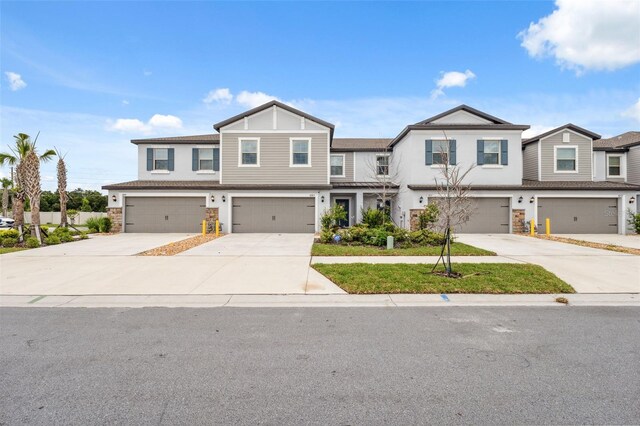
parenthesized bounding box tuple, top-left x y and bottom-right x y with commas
(335, 199, 350, 228)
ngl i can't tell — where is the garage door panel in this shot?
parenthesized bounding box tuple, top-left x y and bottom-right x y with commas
(453, 197, 510, 234)
(232, 197, 315, 233)
(125, 197, 206, 233)
(538, 198, 618, 234)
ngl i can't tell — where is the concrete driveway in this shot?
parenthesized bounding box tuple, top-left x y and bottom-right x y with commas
(457, 234, 640, 293)
(556, 234, 640, 250)
(0, 233, 344, 296)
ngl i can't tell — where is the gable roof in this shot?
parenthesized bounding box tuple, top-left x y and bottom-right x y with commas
(416, 104, 512, 125)
(213, 100, 335, 138)
(131, 134, 219, 145)
(593, 131, 640, 150)
(522, 124, 601, 146)
(331, 138, 393, 152)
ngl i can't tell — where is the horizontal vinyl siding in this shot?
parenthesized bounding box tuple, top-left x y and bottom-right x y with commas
(221, 132, 328, 185)
(522, 143, 538, 180)
(330, 152, 354, 182)
(627, 147, 640, 185)
(540, 132, 592, 181)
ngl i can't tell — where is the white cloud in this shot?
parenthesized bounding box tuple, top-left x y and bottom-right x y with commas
(122, 100, 129, 105)
(622, 98, 640, 122)
(108, 114, 182, 134)
(5, 71, 27, 91)
(236, 90, 281, 108)
(518, 0, 640, 73)
(431, 70, 475, 99)
(203, 88, 233, 104)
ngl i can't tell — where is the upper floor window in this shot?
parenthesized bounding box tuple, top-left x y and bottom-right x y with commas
(607, 155, 621, 177)
(555, 146, 577, 172)
(193, 147, 220, 172)
(153, 148, 169, 170)
(376, 154, 390, 176)
(291, 138, 310, 166)
(432, 140, 449, 165)
(483, 141, 500, 165)
(330, 154, 345, 177)
(240, 138, 259, 166)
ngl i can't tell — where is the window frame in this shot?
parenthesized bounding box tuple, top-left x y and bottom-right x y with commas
(554, 145, 578, 173)
(330, 154, 346, 177)
(238, 138, 260, 167)
(482, 140, 501, 166)
(431, 139, 449, 166)
(289, 137, 312, 167)
(606, 154, 623, 178)
(197, 148, 214, 171)
(376, 154, 390, 177)
(153, 148, 169, 171)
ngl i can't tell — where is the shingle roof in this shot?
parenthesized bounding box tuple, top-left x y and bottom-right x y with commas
(408, 180, 640, 191)
(593, 131, 640, 150)
(331, 181, 400, 189)
(102, 180, 331, 190)
(131, 134, 219, 145)
(522, 124, 601, 145)
(416, 104, 513, 125)
(331, 138, 393, 151)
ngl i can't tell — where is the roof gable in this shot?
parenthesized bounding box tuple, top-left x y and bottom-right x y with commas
(522, 124, 600, 146)
(416, 105, 512, 125)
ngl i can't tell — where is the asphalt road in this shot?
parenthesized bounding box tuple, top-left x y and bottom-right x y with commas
(1, 307, 639, 425)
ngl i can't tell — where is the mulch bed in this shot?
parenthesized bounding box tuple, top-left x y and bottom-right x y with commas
(137, 234, 220, 256)
(533, 234, 640, 256)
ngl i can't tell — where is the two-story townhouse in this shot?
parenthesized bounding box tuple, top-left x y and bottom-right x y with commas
(103, 102, 639, 234)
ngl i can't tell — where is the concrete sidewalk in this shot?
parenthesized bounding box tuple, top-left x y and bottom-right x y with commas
(1, 293, 637, 308)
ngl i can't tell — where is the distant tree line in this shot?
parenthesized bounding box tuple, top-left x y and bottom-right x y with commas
(38, 188, 107, 212)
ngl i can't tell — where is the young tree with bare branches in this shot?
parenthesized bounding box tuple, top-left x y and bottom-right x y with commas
(365, 147, 403, 224)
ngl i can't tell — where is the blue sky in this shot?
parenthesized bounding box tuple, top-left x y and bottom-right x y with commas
(1, 1, 639, 191)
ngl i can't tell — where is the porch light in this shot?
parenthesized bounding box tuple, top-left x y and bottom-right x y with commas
(518, 196, 523, 203)
(630, 196, 636, 204)
(211, 195, 215, 203)
(321, 195, 325, 203)
(529, 196, 535, 203)
(419, 196, 424, 204)
(111, 195, 117, 202)
(222, 195, 226, 203)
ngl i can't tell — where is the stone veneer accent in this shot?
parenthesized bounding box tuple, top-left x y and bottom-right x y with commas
(409, 209, 424, 231)
(512, 209, 525, 233)
(107, 207, 123, 233)
(205, 207, 219, 232)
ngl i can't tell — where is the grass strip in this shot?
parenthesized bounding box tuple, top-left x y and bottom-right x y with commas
(311, 242, 495, 257)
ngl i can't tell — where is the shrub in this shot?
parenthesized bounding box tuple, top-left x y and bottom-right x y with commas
(79, 232, 89, 240)
(67, 209, 79, 224)
(0, 229, 20, 239)
(409, 229, 448, 246)
(85, 217, 101, 232)
(98, 217, 112, 233)
(363, 228, 390, 246)
(319, 230, 333, 244)
(60, 233, 74, 243)
(26, 237, 41, 248)
(348, 224, 369, 242)
(336, 228, 353, 242)
(361, 207, 385, 228)
(417, 204, 439, 230)
(628, 210, 640, 234)
(2, 237, 18, 247)
(45, 235, 61, 245)
(320, 204, 347, 232)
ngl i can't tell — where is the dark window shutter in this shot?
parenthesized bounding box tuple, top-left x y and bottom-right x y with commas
(476, 140, 484, 165)
(449, 140, 457, 165)
(213, 148, 220, 171)
(147, 148, 153, 171)
(168, 148, 175, 171)
(192, 148, 199, 171)
(501, 139, 508, 165)
(425, 140, 433, 165)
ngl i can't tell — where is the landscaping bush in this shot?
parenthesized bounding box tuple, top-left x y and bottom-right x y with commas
(26, 237, 41, 248)
(417, 204, 439, 230)
(363, 228, 390, 246)
(409, 229, 448, 246)
(2, 237, 18, 247)
(85, 216, 112, 233)
(628, 210, 640, 234)
(85, 217, 101, 232)
(336, 228, 353, 242)
(319, 230, 333, 244)
(361, 207, 385, 228)
(79, 232, 89, 240)
(0, 229, 20, 240)
(52, 227, 74, 242)
(320, 204, 347, 232)
(98, 217, 112, 233)
(45, 235, 61, 245)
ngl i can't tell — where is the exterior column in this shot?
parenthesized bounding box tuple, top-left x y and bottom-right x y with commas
(355, 192, 364, 224)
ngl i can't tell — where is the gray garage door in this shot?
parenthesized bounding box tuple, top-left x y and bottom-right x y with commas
(125, 197, 206, 233)
(538, 198, 618, 234)
(232, 197, 315, 233)
(455, 197, 510, 233)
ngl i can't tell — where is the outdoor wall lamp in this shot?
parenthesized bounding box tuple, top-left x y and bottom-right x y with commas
(630, 196, 636, 204)
(211, 195, 215, 203)
(111, 195, 117, 202)
(518, 196, 523, 203)
(529, 196, 535, 203)
(222, 195, 226, 203)
(321, 195, 325, 203)
(419, 196, 424, 204)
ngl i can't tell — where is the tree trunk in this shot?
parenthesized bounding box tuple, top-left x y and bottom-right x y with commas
(30, 197, 41, 242)
(14, 195, 25, 227)
(60, 193, 68, 227)
(1, 188, 7, 216)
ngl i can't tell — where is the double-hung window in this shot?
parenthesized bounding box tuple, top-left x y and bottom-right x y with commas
(483, 141, 500, 165)
(153, 148, 169, 171)
(240, 139, 259, 166)
(376, 155, 389, 176)
(556, 147, 577, 172)
(199, 149, 214, 171)
(330, 154, 345, 177)
(432, 140, 449, 165)
(607, 155, 621, 177)
(291, 139, 310, 166)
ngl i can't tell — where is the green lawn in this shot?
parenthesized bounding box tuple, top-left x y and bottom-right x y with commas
(313, 263, 574, 294)
(0, 247, 29, 255)
(311, 242, 495, 256)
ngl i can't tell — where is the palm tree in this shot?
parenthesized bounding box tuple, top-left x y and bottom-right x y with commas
(1, 177, 12, 217)
(0, 133, 55, 240)
(55, 148, 69, 227)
